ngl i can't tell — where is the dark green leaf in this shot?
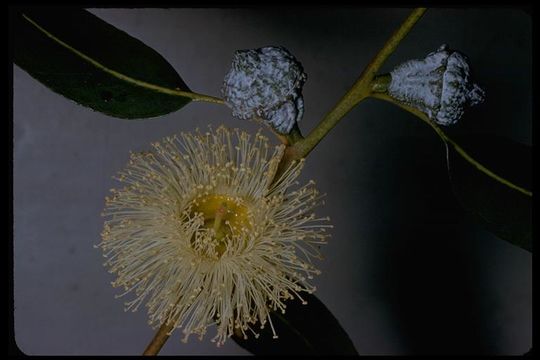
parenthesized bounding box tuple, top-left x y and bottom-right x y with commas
(447, 134, 532, 252)
(232, 293, 358, 355)
(12, 7, 191, 119)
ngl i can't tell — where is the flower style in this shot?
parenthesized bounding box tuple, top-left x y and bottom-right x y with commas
(98, 126, 330, 346)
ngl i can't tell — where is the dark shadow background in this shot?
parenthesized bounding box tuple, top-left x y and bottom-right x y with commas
(13, 7, 531, 355)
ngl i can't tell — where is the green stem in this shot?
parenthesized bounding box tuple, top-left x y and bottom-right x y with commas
(22, 13, 225, 105)
(287, 8, 427, 161)
(278, 122, 305, 146)
(143, 321, 174, 356)
(371, 74, 392, 93)
(370, 92, 533, 197)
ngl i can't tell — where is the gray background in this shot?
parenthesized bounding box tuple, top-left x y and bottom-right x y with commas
(13, 8, 531, 355)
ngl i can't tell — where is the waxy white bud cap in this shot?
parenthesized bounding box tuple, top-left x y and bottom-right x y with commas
(388, 44, 485, 126)
(222, 46, 306, 134)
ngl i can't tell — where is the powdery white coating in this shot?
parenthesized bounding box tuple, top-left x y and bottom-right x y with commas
(222, 46, 307, 134)
(388, 44, 485, 126)
(98, 126, 330, 346)
(265, 96, 304, 132)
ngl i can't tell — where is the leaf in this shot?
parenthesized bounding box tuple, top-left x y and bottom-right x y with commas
(446, 134, 532, 252)
(12, 7, 191, 119)
(232, 293, 358, 355)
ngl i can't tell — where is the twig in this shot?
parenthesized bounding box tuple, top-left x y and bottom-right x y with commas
(143, 321, 175, 356)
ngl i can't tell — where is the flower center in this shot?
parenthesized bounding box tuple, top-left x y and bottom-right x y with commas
(189, 194, 253, 257)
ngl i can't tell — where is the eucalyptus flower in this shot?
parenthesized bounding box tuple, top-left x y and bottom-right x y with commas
(98, 126, 330, 345)
(222, 46, 306, 134)
(388, 44, 485, 126)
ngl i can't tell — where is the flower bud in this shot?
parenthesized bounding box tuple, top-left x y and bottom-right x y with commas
(388, 44, 485, 126)
(222, 46, 306, 134)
